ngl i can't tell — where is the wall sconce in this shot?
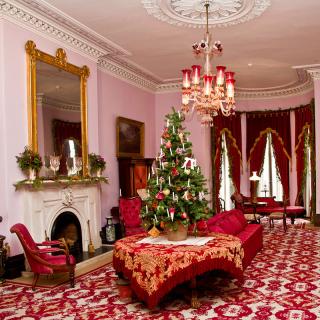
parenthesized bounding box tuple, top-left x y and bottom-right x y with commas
(249, 171, 260, 203)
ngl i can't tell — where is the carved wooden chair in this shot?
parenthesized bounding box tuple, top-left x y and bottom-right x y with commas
(119, 197, 145, 237)
(231, 191, 262, 223)
(10, 223, 76, 290)
(269, 198, 288, 232)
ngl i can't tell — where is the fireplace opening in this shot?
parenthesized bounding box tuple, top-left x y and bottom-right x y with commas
(51, 211, 83, 259)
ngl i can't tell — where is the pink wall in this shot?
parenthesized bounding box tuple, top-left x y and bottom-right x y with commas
(97, 71, 156, 221)
(0, 20, 99, 255)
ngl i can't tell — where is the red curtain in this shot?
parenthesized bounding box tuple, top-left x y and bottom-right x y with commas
(212, 113, 242, 212)
(294, 105, 312, 205)
(52, 119, 82, 174)
(249, 134, 267, 174)
(247, 110, 291, 162)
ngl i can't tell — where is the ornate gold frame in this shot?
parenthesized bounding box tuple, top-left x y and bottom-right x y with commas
(25, 40, 90, 176)
(116, 117, 145, 158)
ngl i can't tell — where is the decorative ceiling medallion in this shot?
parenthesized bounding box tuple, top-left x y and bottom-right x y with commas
(142, 0, 271, 28)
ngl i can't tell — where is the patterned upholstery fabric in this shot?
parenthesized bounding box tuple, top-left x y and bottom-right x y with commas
(119, 197, 144, 236)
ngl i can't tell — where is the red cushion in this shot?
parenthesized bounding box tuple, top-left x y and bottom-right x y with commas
(207, 212, 227, 226)
(208, 225, 227, 234)
(215, 216, 237, 235)
(232, 210, 248, 229)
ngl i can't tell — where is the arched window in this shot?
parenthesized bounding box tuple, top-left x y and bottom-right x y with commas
(258, 132, 283, 201)
(219, 132, 235, 210)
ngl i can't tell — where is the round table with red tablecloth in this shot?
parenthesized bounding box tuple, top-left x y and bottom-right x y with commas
(113, 232, 244, 309)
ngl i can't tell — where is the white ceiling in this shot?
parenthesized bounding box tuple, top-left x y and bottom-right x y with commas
(39, 0, 320, 89)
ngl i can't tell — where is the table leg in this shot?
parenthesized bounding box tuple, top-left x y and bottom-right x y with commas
(190, 277, 200, 308)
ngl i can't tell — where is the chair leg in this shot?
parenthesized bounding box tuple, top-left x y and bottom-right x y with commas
(32, 273, 39, 291)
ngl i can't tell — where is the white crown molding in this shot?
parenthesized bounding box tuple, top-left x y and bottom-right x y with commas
(13, 0, 131, 57)
(37, 93, 80, 112)
(142, 0, 271, 28)
(0, 0, 110, 61)
(306, 70, 320, 81)
(155, 69, 314, 100)
(98, 58, 158, 93)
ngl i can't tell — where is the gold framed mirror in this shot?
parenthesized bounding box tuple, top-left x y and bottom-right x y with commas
(25, 40, 90, 176)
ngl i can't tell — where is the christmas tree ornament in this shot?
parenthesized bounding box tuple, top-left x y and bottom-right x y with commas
(148, 225, 160, 238)
(163, 188, 170, 196)
(165, 141, 172, 149)
(159, 177, 165, 184)
(178, 132, 184, 143)
(181, 212, 188, 219)
(169, 208, 175, 221)
(171, 167, 179, 176)
(185, 169, 191, 175)
(156, 191, 165, 200)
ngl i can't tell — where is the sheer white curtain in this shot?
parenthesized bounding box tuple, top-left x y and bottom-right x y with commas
(258, 133, 283, 201)
(219, 133, 235, 210)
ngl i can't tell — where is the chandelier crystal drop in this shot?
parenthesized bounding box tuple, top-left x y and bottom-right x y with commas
(181, 1, 236, 127)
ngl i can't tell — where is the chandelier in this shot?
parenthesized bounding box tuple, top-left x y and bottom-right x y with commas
(181, 2, 236, 127)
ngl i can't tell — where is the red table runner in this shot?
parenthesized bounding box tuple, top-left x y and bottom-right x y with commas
(113, 232, 244, 309)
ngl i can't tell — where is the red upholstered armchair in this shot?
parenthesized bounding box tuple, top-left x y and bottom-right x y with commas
(119, 197, 145, 237)
(10, 223, 76, 290)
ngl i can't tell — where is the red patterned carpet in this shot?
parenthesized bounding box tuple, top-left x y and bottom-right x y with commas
(1, 220, 320, 320)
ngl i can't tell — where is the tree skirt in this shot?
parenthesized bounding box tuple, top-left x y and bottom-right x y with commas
(1, 220, 319, 319)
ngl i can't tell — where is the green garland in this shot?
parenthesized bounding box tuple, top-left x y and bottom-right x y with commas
(14, 175, 109, 190)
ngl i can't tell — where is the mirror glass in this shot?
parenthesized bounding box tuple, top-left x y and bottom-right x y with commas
(36, 61, 81, 175)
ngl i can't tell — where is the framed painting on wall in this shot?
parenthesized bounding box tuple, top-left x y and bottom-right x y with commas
(116, 117, 145, 158)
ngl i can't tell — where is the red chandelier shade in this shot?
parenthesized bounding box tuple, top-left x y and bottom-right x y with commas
(191, 65, 201, 85)
(182, 69, 191, 89)
(216, 66, 226, 86)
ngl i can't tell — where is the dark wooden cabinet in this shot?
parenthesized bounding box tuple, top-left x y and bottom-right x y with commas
(118, 157, 154, 198)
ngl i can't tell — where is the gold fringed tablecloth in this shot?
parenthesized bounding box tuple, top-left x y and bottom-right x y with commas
(113, 232, 244, 309)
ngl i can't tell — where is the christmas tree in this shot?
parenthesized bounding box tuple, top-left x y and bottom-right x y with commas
(141, 108, 212, 233)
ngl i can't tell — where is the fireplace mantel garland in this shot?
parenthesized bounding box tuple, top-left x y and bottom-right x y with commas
(14, 176, 108, 190)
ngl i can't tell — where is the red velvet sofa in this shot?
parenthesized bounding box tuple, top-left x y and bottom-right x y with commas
(206, 209, 263, 269)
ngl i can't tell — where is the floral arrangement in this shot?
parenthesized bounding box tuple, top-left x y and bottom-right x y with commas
(88, 153, 106, 173)
(16, 146, 42, 171)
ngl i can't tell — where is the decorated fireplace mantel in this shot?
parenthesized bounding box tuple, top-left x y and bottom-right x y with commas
(14, 178, 104, 252)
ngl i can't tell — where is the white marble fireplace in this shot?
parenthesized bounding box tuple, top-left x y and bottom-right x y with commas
(18, 182, 102, 251)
